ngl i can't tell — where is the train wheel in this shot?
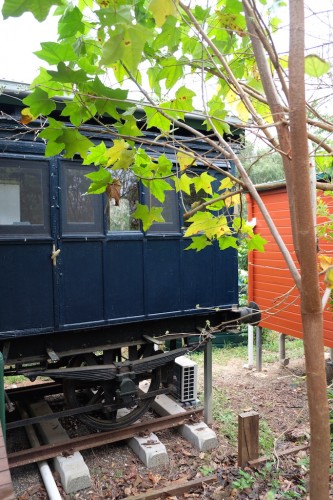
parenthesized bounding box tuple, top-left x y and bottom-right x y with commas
(63, 352, 161, 431)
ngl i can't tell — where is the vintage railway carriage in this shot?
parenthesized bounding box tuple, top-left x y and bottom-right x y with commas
(0, 84, 253, 430)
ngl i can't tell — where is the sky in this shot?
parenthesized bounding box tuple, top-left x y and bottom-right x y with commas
(0, 1, 332, 85)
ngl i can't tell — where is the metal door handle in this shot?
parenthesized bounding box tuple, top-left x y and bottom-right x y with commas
(51, 245, 61, 266)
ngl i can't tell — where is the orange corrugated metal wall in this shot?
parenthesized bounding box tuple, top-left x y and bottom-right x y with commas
(247, 188, 333, 348)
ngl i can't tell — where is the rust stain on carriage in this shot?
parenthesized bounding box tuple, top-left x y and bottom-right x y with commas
(247, 187, 333, 348)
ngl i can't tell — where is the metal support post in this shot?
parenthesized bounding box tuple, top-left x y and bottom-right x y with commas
(0, 353, 5, 443)
(204, 338, 213, 425)
(244, 324, 254, 369)
(279, 333, 287, 365)
(256, 326, 262, 372)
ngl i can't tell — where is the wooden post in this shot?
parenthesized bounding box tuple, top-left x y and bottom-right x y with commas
(238, 411, 259, 467)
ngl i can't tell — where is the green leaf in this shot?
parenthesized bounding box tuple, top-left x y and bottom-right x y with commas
(23, 88, 56, 116)
(133, 204, 165, 231)
(304, 55, 330, 78)
(247, 234, 267, 252)
(2, 0, 63, 22)
(35, 42, 78, 65)
(192, 172, 216, 195)
(169, 86, 196, 119)
(152, 16, 180, 51)
(144, 106, 171, 132)
(61, 98, 97, 126)
(157, 57, 184, 90)
(101, 24, 151, 73)
(115, 116, 143, 137)
(85, 166, 111, 183)
(85, 166, 112, 194)
(31, 67, 69, 97)
(149, 0, 178, 27)
(47, 62, 88, 83)
(145, 178, 173, 203)
(40, 120, 93, 158)
(185, 235, 213, 252)
(218, 235, 239, 250)
(82, 142, 108, 166)
(184, 211, 214, 237)
(175, 173, 194, 195)
(58, 6, 85, 39)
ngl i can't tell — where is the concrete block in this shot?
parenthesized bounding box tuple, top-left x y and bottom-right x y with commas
(128, 433, 169, 468)
(28, 400, 91, 493)
(178, 422, 218, 452)
(152, 394, 217, 452)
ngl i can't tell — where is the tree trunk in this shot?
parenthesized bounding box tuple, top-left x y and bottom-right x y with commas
(289, 2, 330, 497)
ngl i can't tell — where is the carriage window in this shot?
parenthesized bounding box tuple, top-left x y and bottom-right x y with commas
(61, 163, 103, 235)
(145, 184, 180, 233)
(0, 158, 50, 236)
(107, 170, 140, 231)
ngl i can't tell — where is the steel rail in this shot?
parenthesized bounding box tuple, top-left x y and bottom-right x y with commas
(8, 408, 203, 468)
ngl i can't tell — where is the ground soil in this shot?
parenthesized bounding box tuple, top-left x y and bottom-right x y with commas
(7, 351, 333, 499)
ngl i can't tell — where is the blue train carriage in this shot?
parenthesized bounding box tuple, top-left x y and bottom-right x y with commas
(0, 81, 257, 431)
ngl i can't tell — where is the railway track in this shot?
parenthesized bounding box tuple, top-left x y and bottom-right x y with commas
(8, 409, 203, 468)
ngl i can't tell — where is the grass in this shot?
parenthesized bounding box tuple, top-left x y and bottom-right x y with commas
(190, 330, 305, 367)
(4, 374, 27, 385)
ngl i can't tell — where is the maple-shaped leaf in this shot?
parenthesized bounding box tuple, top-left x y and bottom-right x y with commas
(184, 211, 214, 237)
(218, 177, 234, 191)
(144, 106, 171, 132)
(2, 0, 63, 22)
(23, 88, 56, 117)
(185, 235, 213, 252)
(157, 57, 184, 90)
(85, 167, 112, 194)
(156, 155, 173, 177)
(205, 215, 231, 239)
(218, 235, 239, 250)
(83, 142, 108, 166)
(192, 172, 216, 195)
(133, 204, 165, 231)
(177, 173, 194, 195)
(149, 0, 178, 27)
(115, 116, 143, 137)
(58, 6, 85, 39)
(225, 193, 241, 208)
(106, 140, 129, 166)
(247, 234, 267, 252)
(101, 24, 151, 73)
(145, 178, 173, 203)
(35, 42, 78, 65)
(40, 125, 93, 159)
(177, 149, 196, 171)
(170, 86, 196, 118)
(61, 98, 97, 127)
(47, 62, 88, 83)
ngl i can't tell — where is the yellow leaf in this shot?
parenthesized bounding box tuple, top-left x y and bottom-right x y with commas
(318, 254, 333, 271)
(106, 140, 129, 167)
(177, 149, 196, 172)
(149, 0, 178, 27)
(325, 267, 333, 288)
(218, 177, 234, 191)
(20, 107, 37, 125)
(225, 193, 240, 207)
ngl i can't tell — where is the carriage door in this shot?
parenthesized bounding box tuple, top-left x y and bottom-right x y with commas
(0, 156, 55, 334)
(57, 161, 105, 328)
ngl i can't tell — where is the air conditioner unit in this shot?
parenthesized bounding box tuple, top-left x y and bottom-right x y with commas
(173, 356, 198, 403)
